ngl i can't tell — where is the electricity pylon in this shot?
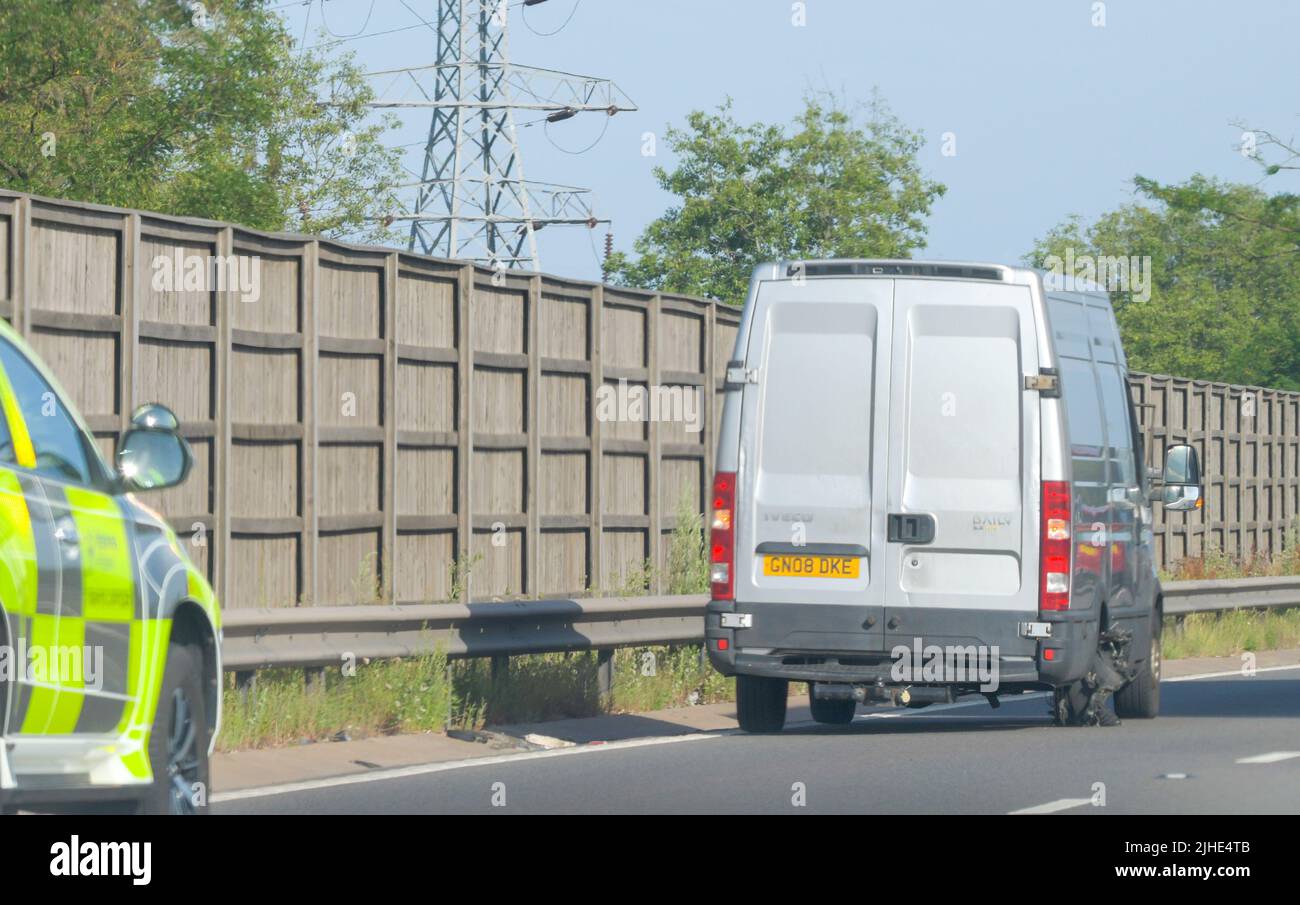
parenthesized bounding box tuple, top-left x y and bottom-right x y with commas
(369, 0, 635, 271)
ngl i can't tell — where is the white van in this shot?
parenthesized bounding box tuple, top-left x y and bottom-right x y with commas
(706, 261, 1203, 731)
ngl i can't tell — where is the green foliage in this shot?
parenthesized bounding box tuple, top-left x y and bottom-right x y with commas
(446, 551, 484, 602)
(219, 649, 451, 751)
(1027, 175, 1300, 390)
(0, 0, 402, 241)
(611, 645, 733, 714)
(1161, 521, 1300, 581)
(664, 489, 710, 595)
(607, 92, 946, 303)
(1162, 608, 1300, 661)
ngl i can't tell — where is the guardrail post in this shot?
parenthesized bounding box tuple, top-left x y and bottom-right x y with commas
(305, 666, 326, 693)
(235, 670, 257, 707)
(597, 648, 614, 698)
(490, 655, 510, 691)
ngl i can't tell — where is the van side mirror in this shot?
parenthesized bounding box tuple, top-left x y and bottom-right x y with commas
(117, 403, 193, 491)
(1157, 444, 1203, 512)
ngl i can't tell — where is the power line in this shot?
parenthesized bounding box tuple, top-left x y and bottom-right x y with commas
(318, 0, 378, 38)
(543, 112, 611, 155)
(522, 0, 582, 37)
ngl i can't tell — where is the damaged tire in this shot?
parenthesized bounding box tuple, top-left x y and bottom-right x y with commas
(737, 675, 788, 733)
(1114, 623, 1161, 719)
(808, 684, 857, 725)
(1052, 625, 1134, 727)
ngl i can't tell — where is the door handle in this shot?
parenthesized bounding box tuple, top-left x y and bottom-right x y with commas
(887, 513, 935, 544)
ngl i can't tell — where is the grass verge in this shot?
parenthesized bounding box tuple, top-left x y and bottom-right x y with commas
(217, 644, 733, 752)
(1161, 607, 1300, 660)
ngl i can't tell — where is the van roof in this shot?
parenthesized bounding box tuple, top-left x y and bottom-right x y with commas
(769, 259, 1016, 282)
(762, 259, 1112, 299)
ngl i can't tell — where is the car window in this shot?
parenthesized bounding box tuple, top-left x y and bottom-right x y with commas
(0, 338, 99, 486)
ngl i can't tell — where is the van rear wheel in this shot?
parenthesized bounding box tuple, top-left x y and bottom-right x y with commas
(808, 684, 857, 725)
(1114, 628, 1161, 719)
(736, 675, 788, 732)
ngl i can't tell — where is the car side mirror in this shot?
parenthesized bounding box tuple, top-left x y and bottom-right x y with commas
(117, 403, 192, 491)
(1157, 443, 1203, 512)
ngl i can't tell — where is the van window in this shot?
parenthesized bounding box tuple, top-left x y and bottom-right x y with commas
(1098, 365, 1137, 486)
(1059, 358, 1107, 484)
(1059, 358, 1104, 452)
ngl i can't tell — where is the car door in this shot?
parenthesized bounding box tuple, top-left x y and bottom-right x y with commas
(0, 336, 137, 738)
(0, 376, 41, 740)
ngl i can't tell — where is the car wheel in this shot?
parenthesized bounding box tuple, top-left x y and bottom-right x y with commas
(1114, 624, 1161, 719)
(808, 683, 856, 724)
(736, 675, 788, 732)
(137, 642, 210, 815)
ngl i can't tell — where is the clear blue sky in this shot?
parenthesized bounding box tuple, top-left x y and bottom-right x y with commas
(280, 0, 1300, 284)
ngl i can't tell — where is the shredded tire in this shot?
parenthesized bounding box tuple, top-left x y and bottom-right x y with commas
(1051, 626, 1135, 727)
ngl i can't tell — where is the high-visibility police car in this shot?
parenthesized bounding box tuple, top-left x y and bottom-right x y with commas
(0, 319, 220, 815)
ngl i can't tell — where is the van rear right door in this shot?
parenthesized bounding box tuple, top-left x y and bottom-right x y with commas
(731, 277, 893, 654)
(881, 278, 1042, 660)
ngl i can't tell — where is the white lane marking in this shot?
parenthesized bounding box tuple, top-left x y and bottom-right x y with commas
(1008, 797, 1093, 815)
(1164, 663, 1300, 682)
(1236, 751, 1300, 764)
(211, 731, 725, 803)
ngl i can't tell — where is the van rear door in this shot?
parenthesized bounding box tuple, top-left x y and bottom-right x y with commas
(732, 277, 893, 653)
(882, 278, 1042, 657)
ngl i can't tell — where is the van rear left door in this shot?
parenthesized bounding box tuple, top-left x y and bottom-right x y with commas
(731, 277, 892, 654)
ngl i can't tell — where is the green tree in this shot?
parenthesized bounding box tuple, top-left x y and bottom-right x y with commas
(1027, 176, 1300, 390)
(0, 0, 401, 241)
(607, 93, 946, 302)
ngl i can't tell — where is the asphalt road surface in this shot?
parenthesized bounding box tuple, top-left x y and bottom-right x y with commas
(215, 668, 1300, 814)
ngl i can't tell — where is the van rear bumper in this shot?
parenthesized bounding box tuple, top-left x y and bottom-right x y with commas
(706, 600, 1095, 690)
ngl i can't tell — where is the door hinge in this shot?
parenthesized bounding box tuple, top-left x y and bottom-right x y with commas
(725, 360, 759, 388)
(1024, 368, 1061, 397)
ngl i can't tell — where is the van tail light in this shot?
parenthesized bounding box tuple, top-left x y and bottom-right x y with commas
(1040, 480, 1071, 612)
(710, 471, 736, 600)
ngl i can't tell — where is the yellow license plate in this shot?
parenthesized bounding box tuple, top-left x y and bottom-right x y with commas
(763, 554, 860, 579)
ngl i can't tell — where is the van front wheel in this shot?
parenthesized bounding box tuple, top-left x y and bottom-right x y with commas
(1114, 628, 1161, 719)
(736, 675, 788, 732)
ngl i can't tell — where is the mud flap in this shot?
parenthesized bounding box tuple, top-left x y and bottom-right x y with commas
(1051, 627, 1135, 727)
